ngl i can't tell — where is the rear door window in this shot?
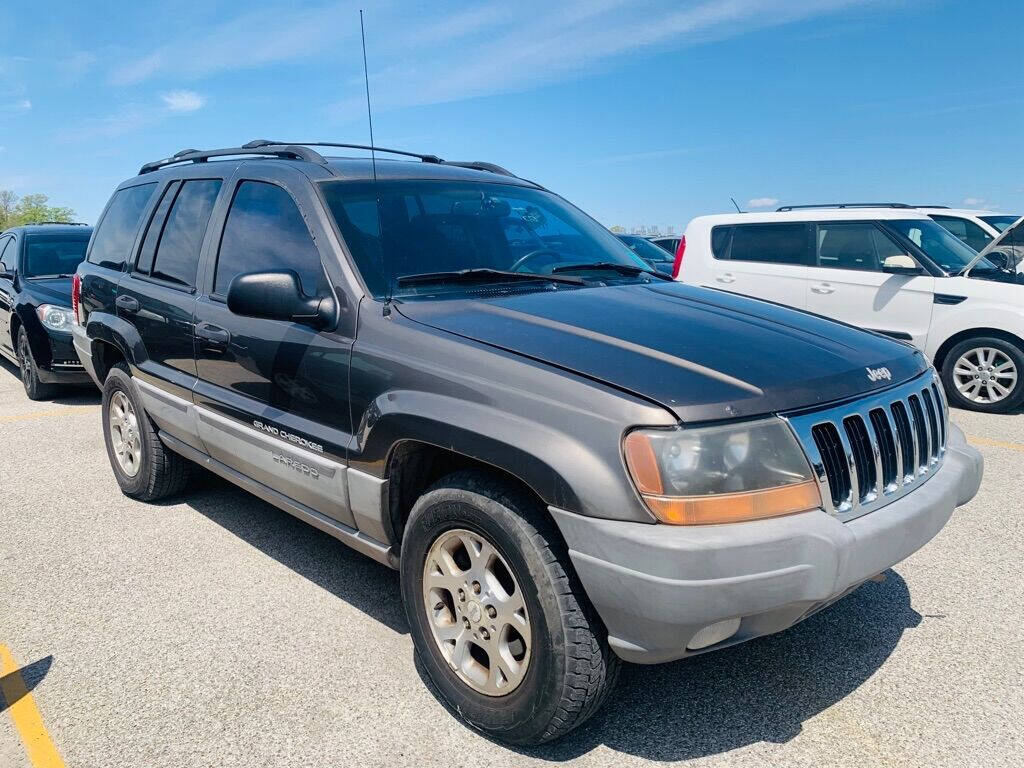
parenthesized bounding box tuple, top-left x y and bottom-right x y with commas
(149, 180, 222, 288)
(726, 223, 809, 265)
(214, 181, 323, 297)
(930, 214, 993, 252)
(88, 184, 157, 270)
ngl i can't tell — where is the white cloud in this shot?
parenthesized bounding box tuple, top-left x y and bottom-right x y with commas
(963, 197, 986, 207)
(2, 98, 31, 112)
(161, 90, 206, 113)
(748, 197, 780, 209)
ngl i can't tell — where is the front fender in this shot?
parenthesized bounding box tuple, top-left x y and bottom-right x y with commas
(352, 389, 658, 523)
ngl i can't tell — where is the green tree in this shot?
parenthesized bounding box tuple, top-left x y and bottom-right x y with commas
(0, 190, 77, 229)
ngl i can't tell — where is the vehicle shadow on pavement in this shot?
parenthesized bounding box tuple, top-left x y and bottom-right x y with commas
(516, 572, 921, 762)
(181, 473, 408, 635)
(0, 655, 53, 713)
(0, 357, 99, 405)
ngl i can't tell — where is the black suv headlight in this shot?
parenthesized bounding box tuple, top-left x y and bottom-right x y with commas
(623, 418, 821, 525)
(37, 304, 74, 333)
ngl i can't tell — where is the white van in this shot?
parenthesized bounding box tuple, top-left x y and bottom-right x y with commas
(678, 206, 1024, 412)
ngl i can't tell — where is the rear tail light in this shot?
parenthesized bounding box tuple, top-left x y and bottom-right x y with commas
(71, 273, 83, 325)
(671, 235, 686, 279)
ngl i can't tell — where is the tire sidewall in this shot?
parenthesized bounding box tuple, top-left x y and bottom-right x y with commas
(102, 365, 152, 495)
(941, 337, 1024, 413)
(400, 484, 566, 744)
(17, 328, 42, 399)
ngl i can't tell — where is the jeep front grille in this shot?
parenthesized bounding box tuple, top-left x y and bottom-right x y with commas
(784, 370, 947, 521)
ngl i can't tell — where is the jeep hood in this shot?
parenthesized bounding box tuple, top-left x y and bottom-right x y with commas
(396, 282, 927, 422)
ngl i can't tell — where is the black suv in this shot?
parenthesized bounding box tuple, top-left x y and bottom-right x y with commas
(0, 223, 94, 398)
(73, 142, 982, 745)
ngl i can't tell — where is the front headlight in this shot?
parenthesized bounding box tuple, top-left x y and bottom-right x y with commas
(623, 418, 821, 525)
(37, 304, 74, 332)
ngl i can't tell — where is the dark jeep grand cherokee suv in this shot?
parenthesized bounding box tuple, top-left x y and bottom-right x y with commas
(73, 142, 982, 745)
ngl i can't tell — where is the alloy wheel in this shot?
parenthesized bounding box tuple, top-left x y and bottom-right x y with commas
(952, 346, 1018, 404)
(108, 390, 143, 477)
(422, 528, 531, 696)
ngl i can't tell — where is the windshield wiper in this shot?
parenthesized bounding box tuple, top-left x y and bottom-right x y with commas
(397, 268, 584, 287)
(551, 261, 673, 280)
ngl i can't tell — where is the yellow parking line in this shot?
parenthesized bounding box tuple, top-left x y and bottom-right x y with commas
(967, 435, 1024, 453)
(0, 407, 94, 426)
(0, 645, 65, 768)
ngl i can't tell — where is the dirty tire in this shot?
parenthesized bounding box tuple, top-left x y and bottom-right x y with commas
(102, 362, 191, 501)
(17, 327, 58, 401)
(400, 470, 620, 745)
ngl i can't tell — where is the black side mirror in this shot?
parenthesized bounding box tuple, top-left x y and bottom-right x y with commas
(226, 270, 336, 329)
(986, 251, 1010, 271)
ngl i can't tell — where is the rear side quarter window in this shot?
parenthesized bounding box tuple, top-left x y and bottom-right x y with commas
(88, 184, 158, 270)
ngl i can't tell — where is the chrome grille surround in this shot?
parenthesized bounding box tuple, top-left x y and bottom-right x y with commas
(782, 370, 948, 522)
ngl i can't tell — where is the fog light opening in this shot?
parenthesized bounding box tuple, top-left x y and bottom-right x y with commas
(686, 618, 741, 651)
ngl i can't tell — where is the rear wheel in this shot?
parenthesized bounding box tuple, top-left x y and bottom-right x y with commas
(400, 471, 619, 745)
(102, 362, 191, 500)
(17, 327, 58, 401)
(941, 336, 1024, 413)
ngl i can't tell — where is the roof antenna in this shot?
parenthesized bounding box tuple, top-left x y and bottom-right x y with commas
(730, 197, 744, 213)
(360, 9, 391, 309)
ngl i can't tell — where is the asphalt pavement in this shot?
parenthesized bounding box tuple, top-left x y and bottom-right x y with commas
(1, 359, 1021, 768)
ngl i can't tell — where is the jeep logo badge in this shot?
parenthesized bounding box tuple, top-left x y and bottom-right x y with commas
(866, 366, 892, 382)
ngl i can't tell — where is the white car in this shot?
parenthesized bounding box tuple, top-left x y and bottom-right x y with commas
(679, 206, 1024, 412)
(915, 207, 1019, 252)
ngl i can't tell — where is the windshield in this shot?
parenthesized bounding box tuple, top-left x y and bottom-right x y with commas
(320, 180, 650, 297)
(980, 215, 1020, 233)
(886, 218, 992, 273)
(615, 235, 673, 263)
(23, 234, 91, 278)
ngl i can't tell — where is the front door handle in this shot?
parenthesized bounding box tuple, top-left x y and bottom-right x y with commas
(195, 322, 230, 348)
(811, 283, 835, 295)
(716, 273, 736, 284)
(115, 295, 140, 313)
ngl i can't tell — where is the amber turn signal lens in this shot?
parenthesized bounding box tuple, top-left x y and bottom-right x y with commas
(622, 430, 664, 495)
(641, 480, 822, 525)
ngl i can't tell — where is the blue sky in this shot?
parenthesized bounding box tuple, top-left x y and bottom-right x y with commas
(1, 0, 1021, 230)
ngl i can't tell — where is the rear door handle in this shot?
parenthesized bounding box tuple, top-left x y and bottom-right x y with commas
(195, 322, 230, 347)
(811, 283, 835, 295)
(716, 273, 736, 284)
(115, 295, 140, 313)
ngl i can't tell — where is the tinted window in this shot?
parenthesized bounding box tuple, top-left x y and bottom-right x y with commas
(930, 215, 992, 252)
(980, 215, 1020, 233)
(710, 227, 732, 258)
(321, 179, 650, 297)
(0, 237, 13, 272)
(215, 181, 322, 296)
(150, 180, 221, 288)
(24, 234, 91, 278)
(88, 184, 157, 270)
(136, 182, 180, 275)
(727, 224, 808, 265)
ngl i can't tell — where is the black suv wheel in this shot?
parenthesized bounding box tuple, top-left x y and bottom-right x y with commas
(17, 327, 58, 401)
(400, 471, 620, 746)
(941, 336, 1024, 413)
(101, 362, 192, 500)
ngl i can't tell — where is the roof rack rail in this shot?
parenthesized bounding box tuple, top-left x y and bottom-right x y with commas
(776, 203, 916, 212)
(25, 221, 90, 226)
(243, 141, 517, 177)
(909, 204, 950, 209)
(138, 144, 328, 175)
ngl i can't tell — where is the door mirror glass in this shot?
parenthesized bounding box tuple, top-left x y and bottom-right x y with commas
(881, 254, 923, 275)
(226, 270, 335, 329)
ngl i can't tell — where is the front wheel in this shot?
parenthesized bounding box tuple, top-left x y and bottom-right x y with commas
(400, 471, 620, 745)
(941, 337, 1024, 413)
(17, 327, 58, 401)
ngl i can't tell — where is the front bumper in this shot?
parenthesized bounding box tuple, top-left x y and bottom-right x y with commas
(37, 331, 92, 385)
(551, 424, 983, 664)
